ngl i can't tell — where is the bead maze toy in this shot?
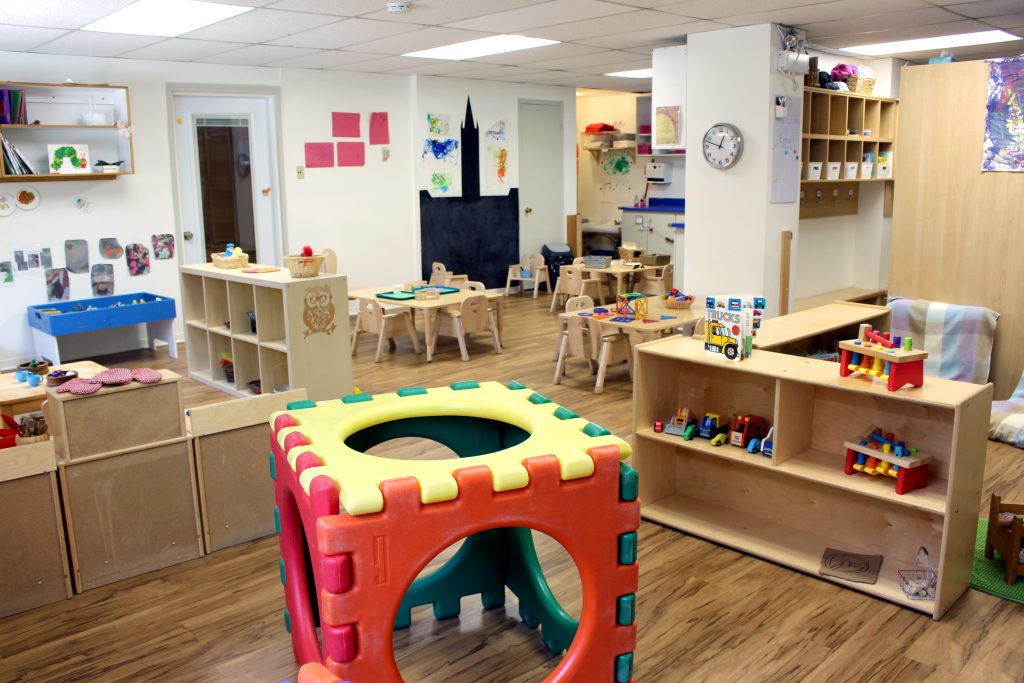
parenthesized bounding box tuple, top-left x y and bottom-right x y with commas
(614, 293, 648, 320)
(838, 323, 928, 392)
(843, 426, 930, 495)
(271, 380, 640, 682)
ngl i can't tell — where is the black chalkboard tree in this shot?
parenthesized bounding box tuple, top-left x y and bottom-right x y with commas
(420, 97, 520, 288)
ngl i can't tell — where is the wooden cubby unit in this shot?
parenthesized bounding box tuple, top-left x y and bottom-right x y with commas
(179, 263, 350, 400)
(0, 81, 134, 182)
(633, 335, 992, 619)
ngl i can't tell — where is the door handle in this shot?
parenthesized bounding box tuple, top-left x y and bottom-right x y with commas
(525, 207, 533, 215)
(183, 231, 194, 241)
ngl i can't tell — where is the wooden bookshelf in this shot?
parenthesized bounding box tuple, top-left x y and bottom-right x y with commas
(801, 87, 897, 184)
(632, 335, 992, 619)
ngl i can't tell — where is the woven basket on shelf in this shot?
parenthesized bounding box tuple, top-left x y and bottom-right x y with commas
(284, 254, 324, 278)
(211, 251, 249, 269)
(663, 298, 693, 310)
(847, 76, 875, 95)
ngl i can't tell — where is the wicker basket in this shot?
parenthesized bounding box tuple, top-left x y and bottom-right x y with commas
(584, 255, 612, 269)
(211, 251, 250, 269)
(47, 370, 78, 386)
(17, 360, 50, 376)
(847, 76, 875, 95)
(663, 297, 694, 310)
(284, 254, 324, 278)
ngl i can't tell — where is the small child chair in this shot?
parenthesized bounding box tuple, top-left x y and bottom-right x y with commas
(505, 253, 550, 297)
(431, 294, 502, 361)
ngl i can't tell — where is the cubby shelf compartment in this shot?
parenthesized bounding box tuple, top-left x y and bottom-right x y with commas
(633, 335, 992, 620)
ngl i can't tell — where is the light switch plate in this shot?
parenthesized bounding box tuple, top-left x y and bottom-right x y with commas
(296, 166, 305, 180)
(634, 215, 643, 225)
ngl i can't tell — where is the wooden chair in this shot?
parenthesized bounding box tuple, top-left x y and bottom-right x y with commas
(572, 256, 586, 265)
(554, 296, 596, 378)
(320, 248, 338, 274)
(550, 265, 603, 311)
(429, 261, 468, 288)
(618, 245, 643, 260)
(351, 298, 420, 363)
(638, 263, 673, 297)
(431, 294, 502, 362)
(586, 317, 633, 394)
(505, 253, 550, 297)
(985, 494, 1024, 586)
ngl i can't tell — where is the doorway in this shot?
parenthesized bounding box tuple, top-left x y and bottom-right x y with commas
(172, 94, 283, 266)
(518, 101, 565, 255)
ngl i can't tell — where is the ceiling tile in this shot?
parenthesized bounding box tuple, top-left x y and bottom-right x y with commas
(344, 26, 493, 55)
(330, 54, 447, 72)
(0, 0, 136, 29)
(725, 0, 933, 27)
(196, 44, 321, 65)
(530, 10, 683, 41)
(447, 0, 635, 33)
(119, 38, 244, 61)
(267, 17, 424, 48)
(264, 49, 383, 68)
(577, 21, 725, 49)
(814, 18, 989, 46)
(0, 24, 70, 51)
(656, 0, 830, 21)
(31, 31, 163, 57)
(569, 58, 652, 75)
(183, 9, 340, 43)
(981, 14, 1024, 29)
(264, 0, 384, 14)
(803, 7, 970, 39)
(941, 0, 1024, 18)
(204, 0, 278, 5)
(525, 48, 643, 69)
(574, 74, 650, 90)
(467, 41, 608, 65)
(443, 65, 549, 79)
(385, 59, 488, 74)
(360, 0, 552, 25)
(494, 68, 579, 81)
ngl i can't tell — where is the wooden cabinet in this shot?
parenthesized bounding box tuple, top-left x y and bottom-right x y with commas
(188, 389, 305, 553)
(801, 87, 897, 183)
(632, 335, 992, 619)
(0, 440, 72, 617)
(179, 264, 351, 401)
(0, 81, 134, 183)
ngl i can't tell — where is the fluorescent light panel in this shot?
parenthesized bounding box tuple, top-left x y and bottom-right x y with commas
(404, 34, 558, 60)
(605, 68, 653, 78)
(82, 0, 253, 37)
(842, 29, 1020, 56)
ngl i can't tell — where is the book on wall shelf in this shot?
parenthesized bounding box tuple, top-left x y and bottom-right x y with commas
(0, 88, 27, 125)
(1, 133, 39, 175)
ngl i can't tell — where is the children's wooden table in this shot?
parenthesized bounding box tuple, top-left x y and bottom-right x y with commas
(581, 264, 656, 303)
(0, 360, 107, 418)
(348, 287, 505, 362)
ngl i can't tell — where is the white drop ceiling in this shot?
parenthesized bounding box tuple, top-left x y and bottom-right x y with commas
(2, 0, 1022, 91)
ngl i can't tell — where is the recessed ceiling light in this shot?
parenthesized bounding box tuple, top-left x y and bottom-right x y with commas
(403, 34, 558, 60)
(82, 0, 253, 38)
(842, 29, 1020, 57)
(605, 68, 653, 78)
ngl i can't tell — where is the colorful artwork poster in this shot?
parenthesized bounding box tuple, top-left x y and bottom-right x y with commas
(422, 112, 460, 196)
(126, 243, 150, 276)
(91, 263, 114, 296)
(486, 120, 506, 141)
(100, 238, 123, 259)
(45, 267, 69, 302)
(601, 150, 633, 176)
(65, 239, 89, 274)
(983, 57, 1024, 172)
(152, 234, 175, 259)
(655, 105, 681, 146)
(484, 145, 509, 195)
(47, 144, 90, 174)
(426, 113, 450, 137)
(12, 244, 48, 279)
(0, 260, 13, 285)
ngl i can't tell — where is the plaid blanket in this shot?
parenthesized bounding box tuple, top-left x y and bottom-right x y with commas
(888, 298, 999, 385)
(991, 373, 1024, 448)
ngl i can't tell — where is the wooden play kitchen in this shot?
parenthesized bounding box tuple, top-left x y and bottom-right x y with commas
(179, 263, 350, 401)
(632, 335, 992, 619)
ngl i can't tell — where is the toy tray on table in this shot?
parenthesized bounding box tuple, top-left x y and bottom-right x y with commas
(27, 293, 176, 336)
(376, 286, 460, 300)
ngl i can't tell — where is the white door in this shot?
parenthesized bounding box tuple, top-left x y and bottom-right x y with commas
(518, 101, 564, 255)
(172, 94, 283, 266)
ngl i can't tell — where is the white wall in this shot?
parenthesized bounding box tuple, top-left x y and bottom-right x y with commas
(0, 51, 577, 367)
(683, 24, 801, 317)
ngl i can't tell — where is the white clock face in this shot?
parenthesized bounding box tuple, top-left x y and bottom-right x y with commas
(703, 123, 743, 169)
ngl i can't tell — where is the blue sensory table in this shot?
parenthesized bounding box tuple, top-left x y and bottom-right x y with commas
(27, 293, 177, 365)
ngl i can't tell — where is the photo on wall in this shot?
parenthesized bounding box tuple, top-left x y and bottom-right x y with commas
(65, 239, 89, 273)
(45, 267, 70, 302)
(126, 243, 150, 276)
(99, 238, 124, 259)
(152, 234, 175, 260)
(0, 260, 12, 285)
(91, 263, 114, 296)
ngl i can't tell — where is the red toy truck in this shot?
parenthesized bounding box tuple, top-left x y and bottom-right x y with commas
(730, 415, 769, 448)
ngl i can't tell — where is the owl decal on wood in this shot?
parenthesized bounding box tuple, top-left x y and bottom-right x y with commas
(302, 285, 337, 338)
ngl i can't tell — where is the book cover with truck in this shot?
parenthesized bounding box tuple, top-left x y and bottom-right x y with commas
(704, 295, 766, 361)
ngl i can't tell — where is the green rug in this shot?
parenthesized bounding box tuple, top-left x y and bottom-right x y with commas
(972, 518, 1024, 604)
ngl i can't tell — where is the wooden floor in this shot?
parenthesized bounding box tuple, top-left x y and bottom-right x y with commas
(2, 294, 1024, 682)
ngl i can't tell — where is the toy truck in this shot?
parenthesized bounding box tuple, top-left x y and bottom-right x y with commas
(693, 413, 730, 443)
(730, 415, 769, 448)
(664, 407, 697, 437)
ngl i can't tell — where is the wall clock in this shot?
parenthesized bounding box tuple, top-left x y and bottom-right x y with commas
(703, 123, 743, 169)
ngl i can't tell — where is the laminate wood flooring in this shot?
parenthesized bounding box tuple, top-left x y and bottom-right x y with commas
(2, 294, 1022, 682)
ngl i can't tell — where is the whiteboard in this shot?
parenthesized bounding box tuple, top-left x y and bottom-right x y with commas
(771, 94, 802, 204)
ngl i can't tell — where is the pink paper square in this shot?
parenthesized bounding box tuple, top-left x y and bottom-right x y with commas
(369, 112, 389, 145)
(305, 142, 334, 168)
(332, 112, 360, 137)
(337, 142, 365, 167)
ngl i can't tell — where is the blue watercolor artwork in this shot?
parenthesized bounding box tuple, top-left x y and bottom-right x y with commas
(983, 57, 1024, 172)
(423, 138, 459, 162)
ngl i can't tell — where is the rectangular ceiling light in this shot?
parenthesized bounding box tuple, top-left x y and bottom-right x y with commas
(82, 0, 253, 37)
(842, 29, 1020, 56)
(605, 68, 653, 78)
(404, 34, 558, 60)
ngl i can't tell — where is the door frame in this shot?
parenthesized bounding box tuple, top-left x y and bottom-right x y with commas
(166, 84, 287, 267)
(516, 98, 566, 255)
